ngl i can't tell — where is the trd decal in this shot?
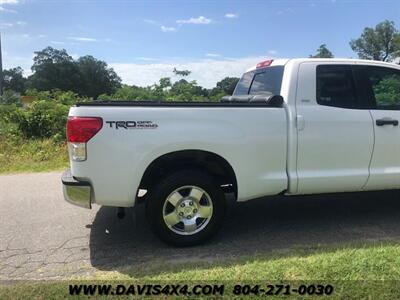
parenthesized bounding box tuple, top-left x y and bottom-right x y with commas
(106, 121, 158, 129)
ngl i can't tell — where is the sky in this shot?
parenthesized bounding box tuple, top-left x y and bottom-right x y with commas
(0, 0, 399, 88)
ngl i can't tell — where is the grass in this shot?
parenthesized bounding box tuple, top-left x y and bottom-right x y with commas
(2, 242, 400, 299)
(0, 134, 68, 174)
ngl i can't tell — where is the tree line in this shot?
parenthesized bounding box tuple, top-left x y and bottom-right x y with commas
(1, 20, 400, 102)
(1, 46, 239, 102)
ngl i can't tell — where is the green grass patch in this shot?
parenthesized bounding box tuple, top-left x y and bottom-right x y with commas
(0, 134, 68, 174)
(102, 242, 400, 282)
(2, 242, 400, 298)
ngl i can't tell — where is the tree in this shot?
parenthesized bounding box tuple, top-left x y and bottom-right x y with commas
(26, 47, 122, 98)
(373, 75, 400, 105)
(350, 20, 400, 61)
(77, 55, 121, 98)
(158, 77, 172, 89)
(392, 34, 400, 63)
(310, 44, 334, 58)
(173, 68, 191, 77)
(216, 77, 239, 95)
(2, 67, 27, 93)
(27, 47, 81, 92)
(169, 79, 207, 101)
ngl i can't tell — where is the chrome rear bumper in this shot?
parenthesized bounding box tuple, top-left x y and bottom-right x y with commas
(61, 169, 92, 209)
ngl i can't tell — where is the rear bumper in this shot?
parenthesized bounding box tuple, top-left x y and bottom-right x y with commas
(61, 169, 92, 209)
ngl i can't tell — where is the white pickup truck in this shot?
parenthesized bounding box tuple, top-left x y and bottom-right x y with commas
(62, 58, 400, 246)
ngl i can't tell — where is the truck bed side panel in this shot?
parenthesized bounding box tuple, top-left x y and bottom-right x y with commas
(68, 106, 287, 207)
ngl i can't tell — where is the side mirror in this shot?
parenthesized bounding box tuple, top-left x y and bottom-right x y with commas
(250, 94, 284, 107)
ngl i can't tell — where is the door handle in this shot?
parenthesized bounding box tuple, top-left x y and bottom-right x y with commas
(376, 118, 399, 126)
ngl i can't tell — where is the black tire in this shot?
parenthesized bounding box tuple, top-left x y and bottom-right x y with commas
(146, 169, 226, 246)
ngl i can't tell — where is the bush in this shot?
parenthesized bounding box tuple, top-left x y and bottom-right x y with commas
(25, 89, 90, 105)
(0, 90, 90, 141)
(15, 100, 69, 140)
(98, 85, 158, 101)
(0, 104, 21, 123)
(0, 90, 22, 106)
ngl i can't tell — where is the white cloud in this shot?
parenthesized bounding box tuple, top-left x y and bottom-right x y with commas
(2, 53, 34, 75)
(110, 56, 274, 88)
(143, 19, 158, 25)
(143, 19, 175, 32)
(68, 36, 111, 42)
(161, 25, 176, 32)
(51, 41, 66, 45)
(277, 8, 294, 15)
(0, 21, 26, 28)
(137, 57, 159, 61)
(1, 33, 45, 48)
(0, 22, 13, 28)
(177, 16, 211, 25)
(0, 6, 16, 13)
(0, 0, 18, 4)
(68, 36, 97, 42)
(268, 50, 278, 55)
(225, 13, 238, 18)
(206, 53, 221, 57)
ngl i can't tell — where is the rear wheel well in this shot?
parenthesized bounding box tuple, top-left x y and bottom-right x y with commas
(139, 150, 237, 200)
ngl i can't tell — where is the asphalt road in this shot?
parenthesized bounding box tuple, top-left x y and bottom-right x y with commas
(0, 172, 400, 280)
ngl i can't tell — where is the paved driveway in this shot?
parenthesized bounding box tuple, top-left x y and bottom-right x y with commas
(0, 172, 400, 279)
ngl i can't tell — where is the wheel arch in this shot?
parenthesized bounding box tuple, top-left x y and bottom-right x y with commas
(139, 150, 238, 200)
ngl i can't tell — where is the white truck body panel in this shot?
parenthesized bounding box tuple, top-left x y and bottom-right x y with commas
(69, 106, 288, 206)
(295, 61, 374, 193)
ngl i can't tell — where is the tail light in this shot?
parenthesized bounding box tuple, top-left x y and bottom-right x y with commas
(66, 117, 103, 161)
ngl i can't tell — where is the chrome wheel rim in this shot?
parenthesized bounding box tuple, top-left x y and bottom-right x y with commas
(162, 185, 213, 235)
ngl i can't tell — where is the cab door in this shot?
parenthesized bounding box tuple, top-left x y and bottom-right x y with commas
(355, 65, 400, 190)
(295, 63, 374, 194)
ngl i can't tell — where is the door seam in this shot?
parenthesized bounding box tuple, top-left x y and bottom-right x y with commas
(361, 109, 376, 190)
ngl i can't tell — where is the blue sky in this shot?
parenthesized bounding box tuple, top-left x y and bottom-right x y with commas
(1, 0, 399, 87)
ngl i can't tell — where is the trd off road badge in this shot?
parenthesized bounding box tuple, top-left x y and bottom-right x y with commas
(106, 121, 158, 129)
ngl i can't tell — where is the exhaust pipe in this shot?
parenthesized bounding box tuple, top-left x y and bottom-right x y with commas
(116, 207, 125, 219)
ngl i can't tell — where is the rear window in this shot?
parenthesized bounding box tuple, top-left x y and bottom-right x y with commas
(233, 66, 284, 96)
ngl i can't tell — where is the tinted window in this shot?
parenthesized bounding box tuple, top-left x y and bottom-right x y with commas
(249, 67, 284, 95)
(363, 66, 400, 110)
(233, 71, 254, 95)
(233, 66, 284, 96)
(316, 65, 358, 109)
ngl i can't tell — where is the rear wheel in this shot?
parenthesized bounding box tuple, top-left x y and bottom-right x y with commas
(146, 169, 226, 246)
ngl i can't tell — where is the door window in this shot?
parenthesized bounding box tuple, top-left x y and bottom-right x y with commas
(316, 65, 359, 109)
(362, 66, 400, 110)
